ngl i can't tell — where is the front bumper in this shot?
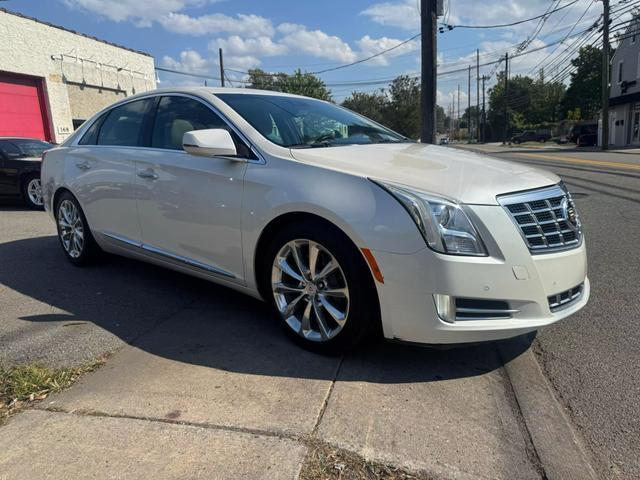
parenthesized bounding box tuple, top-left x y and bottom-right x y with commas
(372, 204, 589, 344)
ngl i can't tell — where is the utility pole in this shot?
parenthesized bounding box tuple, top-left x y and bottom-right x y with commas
(420, 0, 437, 143)
(457, 84, 461, 141)
(481, 75, 488, 143)
(467, 65, 472, 143)
(476, 49, 480, 143)
(503, 52, 509, 144)
(602, 0, 610, 150)
(219, 48, 225, 87)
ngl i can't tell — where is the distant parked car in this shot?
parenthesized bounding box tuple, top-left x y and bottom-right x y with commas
(568, 123, 597, 144)
(511, 130, 551, 144)
(576, 133, 597, 147)
(439, 137, 449, 145)
(0, 137, 53, 209)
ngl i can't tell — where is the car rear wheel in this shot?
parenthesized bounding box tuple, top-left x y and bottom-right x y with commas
(263, 221, 379, 354)
(22, 174, 44, 210)
(55, 192, 99, 265)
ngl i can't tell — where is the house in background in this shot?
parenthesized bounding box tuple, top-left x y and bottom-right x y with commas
(0, 9, 156, 144)
(608, 14, 640, 146)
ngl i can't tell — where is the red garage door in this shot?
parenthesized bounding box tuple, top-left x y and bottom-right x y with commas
(0, 73, 50, 141)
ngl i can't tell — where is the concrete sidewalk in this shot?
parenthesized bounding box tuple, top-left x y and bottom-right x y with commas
(0, 296, 560, 479)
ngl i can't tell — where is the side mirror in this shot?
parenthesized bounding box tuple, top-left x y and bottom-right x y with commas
(182, 129, 238, 158)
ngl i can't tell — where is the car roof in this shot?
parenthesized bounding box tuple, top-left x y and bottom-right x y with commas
(122, 86, 313, 102)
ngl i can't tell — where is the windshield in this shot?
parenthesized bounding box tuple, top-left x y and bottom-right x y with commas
(7, 139, 52, 157)
(216, 93, 409, 148)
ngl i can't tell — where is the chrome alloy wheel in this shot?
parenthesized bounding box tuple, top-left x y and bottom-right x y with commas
(57, 200, 84, 258)
(27, 178, 43, 206)
(271, 239, 350, 342)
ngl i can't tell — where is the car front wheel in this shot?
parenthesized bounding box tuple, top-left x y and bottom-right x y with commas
(263, 221, 379, 354)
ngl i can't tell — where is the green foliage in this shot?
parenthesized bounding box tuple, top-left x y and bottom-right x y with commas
(247, 68, 332, 101)
(341, 76, 450, 139)
(561, 45, 602, 120)
(487, 72, 566, 140)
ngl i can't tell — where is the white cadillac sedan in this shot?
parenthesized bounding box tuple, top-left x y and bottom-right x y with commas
(41, 88, 589, 353)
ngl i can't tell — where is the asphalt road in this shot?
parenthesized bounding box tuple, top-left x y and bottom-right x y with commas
(456, 144, 640, 479)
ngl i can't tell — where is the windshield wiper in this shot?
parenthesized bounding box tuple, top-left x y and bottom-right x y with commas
(289, 141, 332, 149)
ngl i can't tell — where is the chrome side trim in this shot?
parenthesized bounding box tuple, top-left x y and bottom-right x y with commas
(102, 232, 235, 279)
(456, 308, 520, 314)
(141, 244, 236, 278)
(103, 231, 142, 248)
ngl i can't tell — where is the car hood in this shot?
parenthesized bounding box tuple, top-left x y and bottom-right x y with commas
(289, 143, 559, 205)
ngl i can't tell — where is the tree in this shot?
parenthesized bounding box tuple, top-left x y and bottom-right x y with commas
(435, 105, 447, 133)
(384, 75, 421, 139)
(247, 69, 332, 101)
(341, 91, 387, 124)
(561, 45, 602, 120)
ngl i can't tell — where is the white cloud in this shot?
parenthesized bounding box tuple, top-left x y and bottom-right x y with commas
(63, 0, 211, 26)
(159, 12, 274, 37)
(161, 49, 213, 72)
(277, 23, 357, 63)
(356, 35, 419, 65)
(360, 0, 420, 30)
(209, 35, 287, 57)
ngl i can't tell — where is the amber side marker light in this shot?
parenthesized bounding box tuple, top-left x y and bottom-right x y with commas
(361, 248, 384, 284)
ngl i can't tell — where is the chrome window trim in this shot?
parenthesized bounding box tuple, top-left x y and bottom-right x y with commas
(70, 92, 266, 165)
(103, 231, 235, 278)
(497, 184, 583, 254)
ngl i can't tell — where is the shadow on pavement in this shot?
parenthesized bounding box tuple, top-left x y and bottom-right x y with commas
(0, 235, 533, 383)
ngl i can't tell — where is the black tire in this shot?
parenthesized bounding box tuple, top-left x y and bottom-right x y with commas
(261, 220, 380, 355)
(54, 191, 100, 266)
(21, 173, 44, 210)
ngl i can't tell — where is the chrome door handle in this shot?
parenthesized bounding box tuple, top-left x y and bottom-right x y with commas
(76, 161, 91, 171)
(137, 168, 158, 180)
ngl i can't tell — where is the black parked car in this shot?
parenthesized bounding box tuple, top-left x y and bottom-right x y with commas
(511, 130, 552, 144)
(0, 137, 53, 209)
(567, 123, 597, 144)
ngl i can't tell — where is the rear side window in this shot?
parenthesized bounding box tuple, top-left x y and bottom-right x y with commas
(79, 114, 105, 145)
(151, 96, 226, 150)
(97, 99, 153, 147)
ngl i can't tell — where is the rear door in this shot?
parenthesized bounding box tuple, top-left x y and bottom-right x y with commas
(135, 95, 248, 281)
(0, 140, 21, 195)
(67, 97, 156, 245)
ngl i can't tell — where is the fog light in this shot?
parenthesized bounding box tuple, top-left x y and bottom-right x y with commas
(433, 294, 456, 323)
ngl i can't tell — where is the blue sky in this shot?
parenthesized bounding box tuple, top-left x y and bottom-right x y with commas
(5, 0, 617, 106)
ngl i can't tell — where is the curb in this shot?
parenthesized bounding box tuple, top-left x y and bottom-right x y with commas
(499, 340, 599, 480)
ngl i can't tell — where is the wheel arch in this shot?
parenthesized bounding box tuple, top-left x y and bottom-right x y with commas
(252, 211, 380, 318)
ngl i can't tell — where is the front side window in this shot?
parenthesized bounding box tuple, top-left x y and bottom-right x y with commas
(151, 96, 227, 150)
(97, 98, 153, 147)
(216, 93, 408, 148)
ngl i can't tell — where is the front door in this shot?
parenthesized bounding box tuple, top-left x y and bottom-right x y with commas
(135, 95, 248, 281)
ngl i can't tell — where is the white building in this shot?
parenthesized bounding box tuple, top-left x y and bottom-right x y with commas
(0, 8, 156, 144)
(608, 15, 640, 146)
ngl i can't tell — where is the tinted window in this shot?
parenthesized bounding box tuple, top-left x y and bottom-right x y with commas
(151, 96, 226, 151)
(217, 93, 407, 148)
(79, 113, 106, 145)
(97, 99, 152, 147)
(0, 139, 51, 158)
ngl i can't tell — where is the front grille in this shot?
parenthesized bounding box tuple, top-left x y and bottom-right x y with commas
(455, 298, 518, 321)
(548, 283, 584, 312)
(498, 185, 582, 253)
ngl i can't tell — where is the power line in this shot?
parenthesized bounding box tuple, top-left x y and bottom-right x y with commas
(439, 0, 581, 31)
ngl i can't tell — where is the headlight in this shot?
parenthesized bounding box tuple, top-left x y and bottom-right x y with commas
(373, 180, 487, 256)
